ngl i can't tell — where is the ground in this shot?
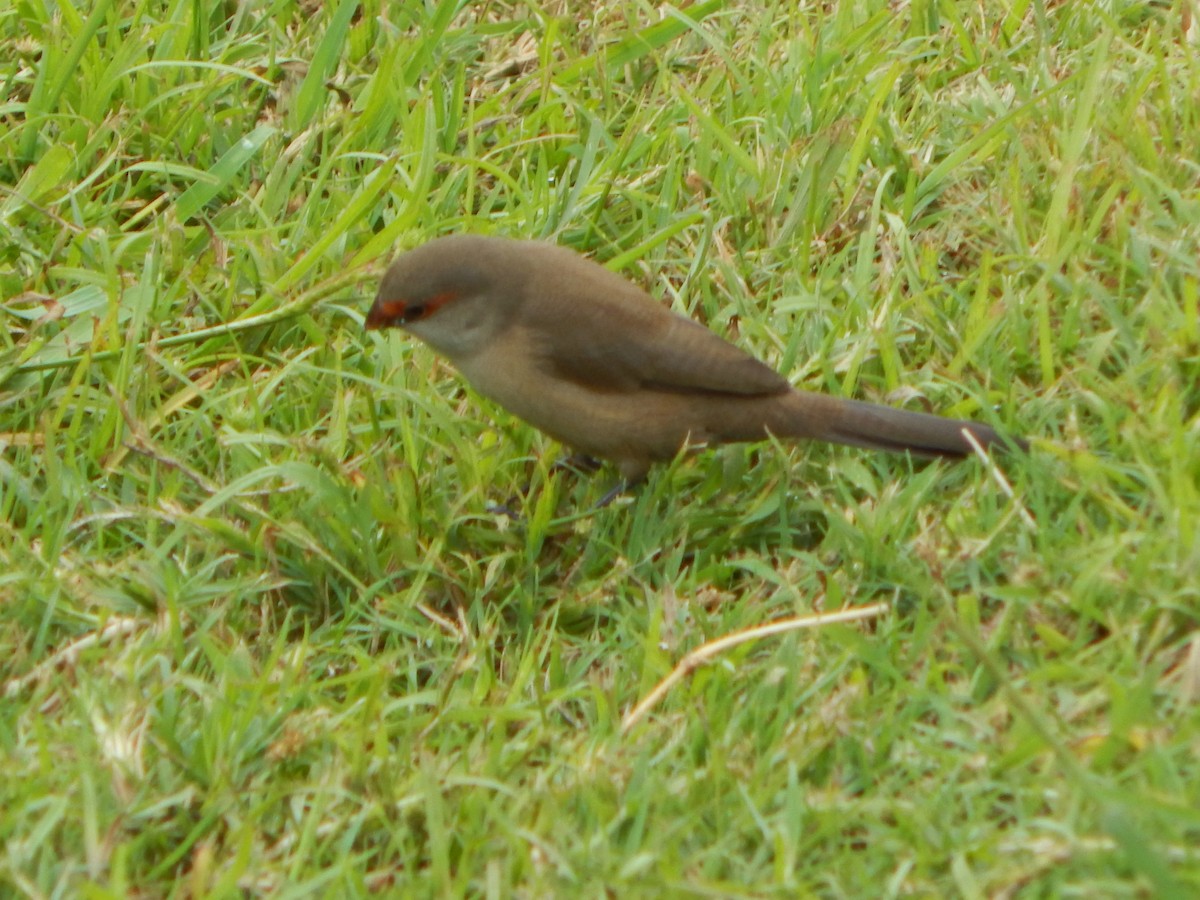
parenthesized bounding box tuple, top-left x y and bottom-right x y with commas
(2, 1, 1198, 895)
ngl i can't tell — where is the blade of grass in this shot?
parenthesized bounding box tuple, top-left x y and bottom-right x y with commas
(173, 123, 276, 222)
(17, 0, 113, 161)
(557, 0, 727, 84)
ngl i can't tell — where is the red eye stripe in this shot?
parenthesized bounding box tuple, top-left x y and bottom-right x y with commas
(394, 291, 457, 321)
(367, 290, 458, 329)
(422, 291, 458, 316)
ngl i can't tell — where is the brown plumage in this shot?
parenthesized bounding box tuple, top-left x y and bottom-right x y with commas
(365, 235, 1025, 482)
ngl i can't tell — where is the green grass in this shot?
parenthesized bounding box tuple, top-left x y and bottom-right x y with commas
(3, 0, 1199, 895)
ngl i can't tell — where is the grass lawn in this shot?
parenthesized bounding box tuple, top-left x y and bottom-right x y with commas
(3, 0, 1199, 895)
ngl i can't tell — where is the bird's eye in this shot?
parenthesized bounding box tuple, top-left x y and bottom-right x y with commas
(404, 304, 426, 321)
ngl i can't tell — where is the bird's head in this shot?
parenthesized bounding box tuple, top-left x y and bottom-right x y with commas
(365, 235, 520, 360)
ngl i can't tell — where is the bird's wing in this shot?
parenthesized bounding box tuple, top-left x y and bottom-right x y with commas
(544, 312, 790, 396)
(521, 253, 790, 397)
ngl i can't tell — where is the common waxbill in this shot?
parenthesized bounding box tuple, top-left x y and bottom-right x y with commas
(365, 235, 1024, 483)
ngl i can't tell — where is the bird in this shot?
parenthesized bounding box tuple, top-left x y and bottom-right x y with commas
(364, 235, 1025, 486)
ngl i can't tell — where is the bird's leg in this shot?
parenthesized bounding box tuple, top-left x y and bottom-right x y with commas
(594, 481, 633, 508)
(589, 458, 653, 509)
(486, 454, 604, 520)
(552, 453, 603, 476)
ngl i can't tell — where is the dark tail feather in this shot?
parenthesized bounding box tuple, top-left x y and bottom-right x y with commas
(783, 392, 1027, 459)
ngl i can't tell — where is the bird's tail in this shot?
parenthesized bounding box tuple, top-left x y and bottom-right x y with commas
(774, 390, 1026, 459)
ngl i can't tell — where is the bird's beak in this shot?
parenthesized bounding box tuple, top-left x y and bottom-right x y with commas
(364, 298, 405, 330)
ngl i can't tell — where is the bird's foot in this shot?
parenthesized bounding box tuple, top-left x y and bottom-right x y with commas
(484, 501, 523, 521)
